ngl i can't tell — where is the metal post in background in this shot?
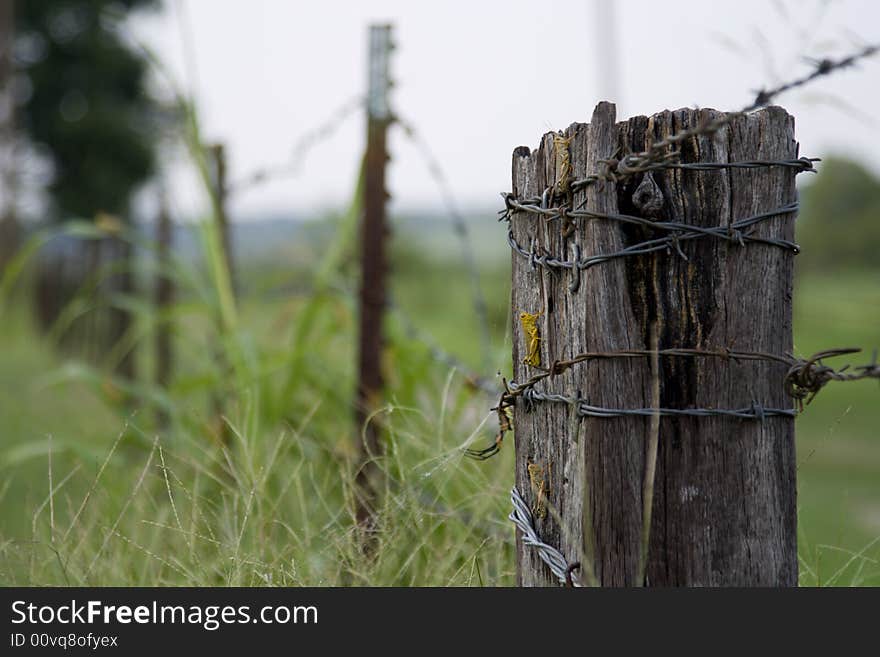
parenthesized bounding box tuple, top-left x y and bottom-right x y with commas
(355, 23, 393, 529)
(155, 190, 174, 429)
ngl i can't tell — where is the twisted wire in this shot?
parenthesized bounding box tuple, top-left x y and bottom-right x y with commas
(509, 486, 581, 587)
(786, 348, 880, 409)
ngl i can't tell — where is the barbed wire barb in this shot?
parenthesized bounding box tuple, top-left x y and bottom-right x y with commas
(395, 115, 493, 369)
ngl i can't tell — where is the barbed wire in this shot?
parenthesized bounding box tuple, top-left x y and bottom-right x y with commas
(509, 347, 880, 413)
(482, 50, 878, 461)
(228, 95, 365, 195)
(517, 386, 796, 420)
(224, 97, 497, 374)
(503, 196, 801, 273)
(500, 155, 815, 286)
(465, 346, 880, 460)
(507, 45, 876, 199)
(385, 293, 514, 460)
(322, 278, 498, 399)
(586, 44, 879, 185)
(386, 295, 498, 396)
(506, 347, 880, 583)
(505, 350, 880, 585)
(786, 347, 880, 409)
(395, 115, 493, 368)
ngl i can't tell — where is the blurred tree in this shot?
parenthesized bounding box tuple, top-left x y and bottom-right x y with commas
(14, 0, 162, 389)
(797, 156, 880, 272)
(14, 0, 160, 221)
(0, 0, 18, 269)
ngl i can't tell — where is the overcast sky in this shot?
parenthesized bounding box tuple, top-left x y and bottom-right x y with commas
(133, 0, 880, 221)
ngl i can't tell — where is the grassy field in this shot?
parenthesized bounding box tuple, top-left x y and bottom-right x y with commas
(789, 272, 880, 585)
(0, 224, 878, 586)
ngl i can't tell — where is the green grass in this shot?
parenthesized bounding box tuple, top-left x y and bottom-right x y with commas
(0, 227, 520, 586)
(0, 226, 878, 586)
(792, 270, 880, 585)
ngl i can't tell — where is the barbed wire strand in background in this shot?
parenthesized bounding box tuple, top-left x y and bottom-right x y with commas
(573, 43, 879, 187)
(396, 116, 493, 369)
(229, 95, 366, 195)
(386, 294, 498, 396)
(225, 98, 496, 376)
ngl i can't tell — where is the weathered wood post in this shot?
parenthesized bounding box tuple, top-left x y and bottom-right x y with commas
(208, 143, 236, 296)
(509, 102, 799, 586)
(354, 24, 393, 528)
(114, 235, 137, 383)
(155, 191, 173, 428)
(207, 143, 236, 448)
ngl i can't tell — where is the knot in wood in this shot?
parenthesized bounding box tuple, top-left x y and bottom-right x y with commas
(632, 172, 664, 218)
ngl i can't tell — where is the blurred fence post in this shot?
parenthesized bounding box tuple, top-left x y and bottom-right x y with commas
(354, 24, 393, 529)
(155, 191, 174, 428)
(114, 235, 137, 384)
(509, 103, 798, 586)
(207, 142, 236, 448)
(209, 142, 236, 296)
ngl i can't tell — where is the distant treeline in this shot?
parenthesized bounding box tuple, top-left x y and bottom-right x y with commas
(797, 156, 880, 272)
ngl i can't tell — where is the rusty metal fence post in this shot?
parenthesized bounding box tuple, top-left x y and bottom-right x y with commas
(354, 24, 393, 529)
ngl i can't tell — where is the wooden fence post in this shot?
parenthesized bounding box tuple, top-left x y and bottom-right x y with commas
(114, 235, 137, 383)
(354, 24, 393, 527)
(155, 191, 173, 428)
(510, 102, 798, 586)
(209, 143, 236, 295)
(207, 142, 236, 447)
